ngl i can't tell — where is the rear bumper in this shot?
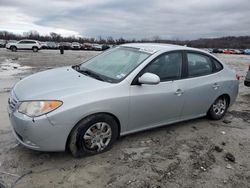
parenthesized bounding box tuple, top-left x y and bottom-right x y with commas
(245, 80, 250, 87)
(245, 71, 250, 87)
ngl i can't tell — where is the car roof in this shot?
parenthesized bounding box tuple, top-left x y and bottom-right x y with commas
(20, 39, 37, 42)
(121, 43, 203, 54)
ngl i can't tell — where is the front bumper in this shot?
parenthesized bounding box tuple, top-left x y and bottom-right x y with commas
(8, 103, 68, 152)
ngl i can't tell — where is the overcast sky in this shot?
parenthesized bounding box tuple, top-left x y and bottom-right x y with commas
(0, 0, 249, 39)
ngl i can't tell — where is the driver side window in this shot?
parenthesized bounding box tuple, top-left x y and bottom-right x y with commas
(143, 52, 182, 82)
(19, 41, 27, 44)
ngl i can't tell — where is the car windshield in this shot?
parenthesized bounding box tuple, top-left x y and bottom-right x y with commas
(79, 47, 150, 83)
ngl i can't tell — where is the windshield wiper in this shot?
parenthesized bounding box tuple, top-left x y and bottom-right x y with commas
(72, 64, 81, 71)
(72, 65, 108, 82)
(78, 68, 105, 81)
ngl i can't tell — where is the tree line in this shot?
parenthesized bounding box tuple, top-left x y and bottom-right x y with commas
(1, 30, 250, 49)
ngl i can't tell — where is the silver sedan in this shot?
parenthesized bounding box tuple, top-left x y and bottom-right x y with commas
(8, 43, 239, 157)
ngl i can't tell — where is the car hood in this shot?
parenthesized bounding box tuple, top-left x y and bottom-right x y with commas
(13, 66, 112, 101)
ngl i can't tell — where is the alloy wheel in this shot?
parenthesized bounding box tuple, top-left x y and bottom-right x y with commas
(83, 122, 112, 152)
(212, 98, 227, 115)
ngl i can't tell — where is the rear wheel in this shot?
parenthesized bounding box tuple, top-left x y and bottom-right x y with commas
(208, 96, 229, 120)
(32, 47, 38, 52)
(69, 114, 119, 157)
(10, 46, 17, 52)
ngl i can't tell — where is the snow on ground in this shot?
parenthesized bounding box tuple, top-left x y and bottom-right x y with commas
(0, 59, 31, 78)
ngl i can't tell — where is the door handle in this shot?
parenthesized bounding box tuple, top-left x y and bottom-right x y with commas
(175, 89, 184, 96)
(212, 83, 220, 90)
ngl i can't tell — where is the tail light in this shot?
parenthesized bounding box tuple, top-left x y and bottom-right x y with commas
(236, 74, 240, 80)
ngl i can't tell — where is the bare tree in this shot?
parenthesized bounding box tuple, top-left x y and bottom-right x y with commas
(1, 30, 250, 48)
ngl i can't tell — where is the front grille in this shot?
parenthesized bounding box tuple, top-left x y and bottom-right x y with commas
(8, 90, 19, 112)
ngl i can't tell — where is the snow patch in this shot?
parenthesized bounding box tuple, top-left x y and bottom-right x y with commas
(0, 59, 31, 78)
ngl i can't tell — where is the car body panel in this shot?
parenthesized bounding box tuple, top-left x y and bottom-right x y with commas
(177, 73, 220, 119)
(13, 67, 112, 100)
(128, 81, 185, 132)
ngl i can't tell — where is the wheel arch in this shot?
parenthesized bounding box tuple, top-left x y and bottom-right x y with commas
(10, 45, 17, 49)
(207, 93, 231, 114)
(220, 93, 231, 106)
(65, 112, 121, 151)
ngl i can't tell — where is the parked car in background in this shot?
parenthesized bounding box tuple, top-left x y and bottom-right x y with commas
(212, 48, 223, 53)
(59, 42, 71, 50)
(244, 49, 250, 55)
(223, 49, 235, 54)
(71, 42, 81, 50)
(202, 48, 212, 53)
(239, 49, 245, 54)
(8, 43, 239, 157)
(0, 39, 7, 48)
(6, 39, 41, 52)
(92, 43, 102, 51)
(7, 40, 17, 44)
(40, 42, 48, 49)
(232, 49, 241, 54)
(81, 43, 93, 50)
(101, 44, 110, 51)
(244, 65, 250, 87)
(46, 41, 58, 49)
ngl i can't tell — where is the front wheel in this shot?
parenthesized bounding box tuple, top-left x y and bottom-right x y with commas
(208, 96, 229, 120)
(10, 46, 17, 52)
(68, 114, 119, 157)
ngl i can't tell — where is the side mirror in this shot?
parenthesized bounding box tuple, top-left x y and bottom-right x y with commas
(138, 73, 160, 85)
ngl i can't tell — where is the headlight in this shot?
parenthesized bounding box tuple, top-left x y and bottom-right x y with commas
(18, 100, 63, 117)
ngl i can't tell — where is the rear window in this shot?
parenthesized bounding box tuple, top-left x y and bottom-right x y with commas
(212, 58, 223, 72)
(187, 53, 213, 77)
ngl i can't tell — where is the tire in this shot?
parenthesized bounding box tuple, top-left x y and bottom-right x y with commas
(32, 47, 38, 52)
(68, 114, 119, 157)
(10, 46, 17, 52)
(0, 181, 6, 188)
(208, 96, 229, 120)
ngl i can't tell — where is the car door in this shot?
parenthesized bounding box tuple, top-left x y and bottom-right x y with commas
(178, 51, 221, 119)
(128, 51, 185, 132)
(17, 41, 27, 49)
(25, 41, 33, 49)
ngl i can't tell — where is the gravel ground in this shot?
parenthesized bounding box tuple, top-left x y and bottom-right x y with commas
(0, 48, 249, 188)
